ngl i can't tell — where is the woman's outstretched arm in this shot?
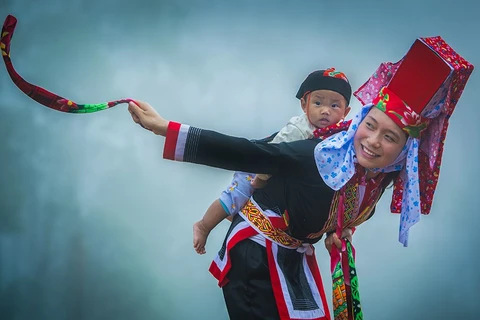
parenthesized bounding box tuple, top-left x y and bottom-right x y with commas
(127, 100, 314, 175)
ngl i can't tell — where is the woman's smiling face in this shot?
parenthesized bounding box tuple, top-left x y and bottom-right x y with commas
(354, 107, 408, 169)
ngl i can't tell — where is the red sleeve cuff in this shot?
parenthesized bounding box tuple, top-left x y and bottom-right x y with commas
(163, 121, 181, 160)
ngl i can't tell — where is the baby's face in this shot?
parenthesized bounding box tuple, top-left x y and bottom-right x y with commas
(301, 90, 349, 128)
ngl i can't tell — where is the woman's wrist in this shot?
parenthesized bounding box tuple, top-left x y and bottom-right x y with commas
(153, 119, 170, 136)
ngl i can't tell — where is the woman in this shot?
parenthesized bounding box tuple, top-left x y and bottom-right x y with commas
(127, 37, 472, 320)
(0, 17, 472, 319)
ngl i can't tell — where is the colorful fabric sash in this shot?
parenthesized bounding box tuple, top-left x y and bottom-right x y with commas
(330, 184, 364, 320)
(1, 14, 132, 113)
(331, 239, 362, 320)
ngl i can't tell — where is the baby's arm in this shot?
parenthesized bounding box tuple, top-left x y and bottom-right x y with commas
(193, 199, 227, 254)
(219, 171, 256, 215)
(193, 171, 255, 254)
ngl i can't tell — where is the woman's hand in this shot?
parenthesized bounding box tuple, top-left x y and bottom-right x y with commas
(324, 228, 353, 252)
(128, 100, 169, 136)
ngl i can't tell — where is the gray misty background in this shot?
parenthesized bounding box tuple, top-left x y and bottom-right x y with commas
(0, 0, 479, 319)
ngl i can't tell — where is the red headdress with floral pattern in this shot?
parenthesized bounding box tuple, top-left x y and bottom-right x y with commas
(355, 37, 474, 225)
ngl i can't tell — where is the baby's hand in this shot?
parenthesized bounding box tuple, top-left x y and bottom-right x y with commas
(251, 175, 268, 189)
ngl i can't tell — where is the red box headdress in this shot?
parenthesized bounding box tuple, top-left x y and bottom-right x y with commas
(355, 37, 474, 245)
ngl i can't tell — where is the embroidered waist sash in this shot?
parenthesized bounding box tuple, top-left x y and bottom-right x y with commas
(210, 198, 331, 320)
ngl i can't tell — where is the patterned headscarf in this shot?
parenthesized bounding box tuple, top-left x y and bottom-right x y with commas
(316, 37, 474, 246)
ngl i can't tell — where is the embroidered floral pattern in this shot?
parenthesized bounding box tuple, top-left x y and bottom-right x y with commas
(374, 88, 389, 112)
(374, 87, 428, 138)
(389, 110, 427, 137)
(323, 67, 349, 83)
